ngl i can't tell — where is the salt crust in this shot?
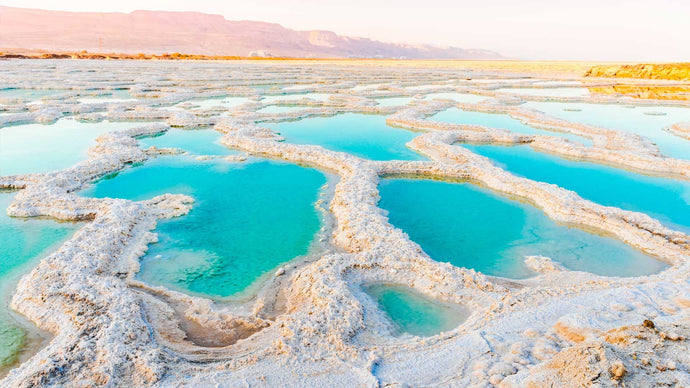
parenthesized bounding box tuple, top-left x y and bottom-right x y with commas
(1, 62, 688, 387)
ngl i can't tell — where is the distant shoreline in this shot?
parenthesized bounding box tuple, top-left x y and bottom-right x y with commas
(0, 51, 345, 61)
(1, 51, 688, 80)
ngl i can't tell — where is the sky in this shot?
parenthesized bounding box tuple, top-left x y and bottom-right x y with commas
(2, 0, 689, 61)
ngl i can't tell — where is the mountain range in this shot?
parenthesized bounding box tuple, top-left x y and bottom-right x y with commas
(0, 6, 502, 59)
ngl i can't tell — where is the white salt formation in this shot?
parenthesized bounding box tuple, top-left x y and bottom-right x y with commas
(0, 60, 689, 387)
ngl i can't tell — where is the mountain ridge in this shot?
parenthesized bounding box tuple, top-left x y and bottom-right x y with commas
(0, 6, 503, 59)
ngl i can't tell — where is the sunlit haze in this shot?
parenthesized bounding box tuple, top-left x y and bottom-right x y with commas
(2, 0, 688, 60)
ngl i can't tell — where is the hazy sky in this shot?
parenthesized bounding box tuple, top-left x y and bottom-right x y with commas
(3, 0, 689, 60)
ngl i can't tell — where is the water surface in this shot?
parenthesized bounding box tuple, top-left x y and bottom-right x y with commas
(261, 93, 331, 103)
(522, 102, 690, 159)
(139, 128, 238, 155)
(0, 89, 62, 102)
(463, 144, 690, 233)
(374, 97, 415, 107)
(0, 192, 78, 370)
(422, 93, 487, 103)
(266, 113, 425, 161)
(365, 284, 469, 337)
(256, 106, 307, 114)
(81, 157, 326, 298)
(0, 119, 155, 176)
(351, 84, 382, 92)
(378, 178, 666, 278)
(432, 107, 592, 145)
(177, 96, 250, 111)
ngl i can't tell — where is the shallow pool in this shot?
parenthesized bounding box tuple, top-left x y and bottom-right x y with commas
(266, 113, 425, 161)
(422, 93, 487, 103)
(0, 119, 157, 176)
(261, 93, 331, 103)
(378, 178, 666, 278)
(351, 84, 383, 92)
(0, 192, 78, 370)
(463, 144, 690, 233)
(365, 284, 469, 337)
(374, 97, 415, 107)
(522, 102, 690, 159)
(178, 96, 251, 111)
(138, 128, 238, 155)
(256, 105, 307, 114)
(0, 89, 63, 102)
(431, 107, 592, 145)
(81, 157, 327, 298)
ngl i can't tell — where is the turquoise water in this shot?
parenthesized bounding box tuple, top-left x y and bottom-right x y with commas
(256, 106, 307, 114)
(251, 84, 275, 91)
(0, 192, 78, 369)
(431, 107, 592, 145)
(374, 97, 415, 107)
(463, 144, 690, 233)
(497, 88, 589, 98)
(0, 89, 61, 102)
(177, 97, 250, 110)
(422, 93, 487, 103)
(261, 93, 331, 103)
(81, 157, 326, 298)
(365, 284, 469, 337)
(265, 113, 425, 161)
(108, 89, 134, 99)
(378, 178, 666, 278)
(138, 128, 238, 155)
(299, 93, 331, 101)
(522, 102, 690, 159)
(0, 119, 156, 176)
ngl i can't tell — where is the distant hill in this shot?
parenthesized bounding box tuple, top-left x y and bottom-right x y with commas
(0, 6, 503, 59)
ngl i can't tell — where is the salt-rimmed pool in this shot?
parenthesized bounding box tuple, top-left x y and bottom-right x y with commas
(378, 178, 666, 278)
(431, 108, 592, 145)
(260, 93, 331, 103)
(522, 102, 690, 159)
(0, 119, 158, 176)
(266, 113, 425, 161)
(81, 156, 327, 299)
(138, 128, 238, 156)
(373, 97, 415, 107)
(365, 284, 469, 337)
(0, 89, 63, 102)
(422, 93, 487, 103)
(256, 105, 308, 114)
(0, 192, 79, 371)
(463, 144, 690, 233)
(174, 96, 251, 111)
